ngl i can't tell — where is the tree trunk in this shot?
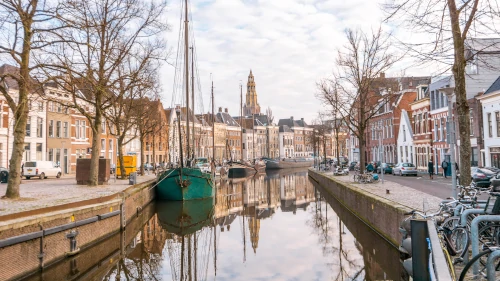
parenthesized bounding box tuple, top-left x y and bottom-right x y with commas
(448, 2, 472, 186)
(5, 17, 33, 199)
(88, 112, 102, 186)
(152, 132, 156, 173)
(359, 134, 366, 174)
(6, 106, 28, 198)
(118, 137, 126, 179)
(139, 134, 145, 175)
(453, 54, 472, 186)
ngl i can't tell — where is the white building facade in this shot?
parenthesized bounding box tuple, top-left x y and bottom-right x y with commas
(397, 110, 414, 164)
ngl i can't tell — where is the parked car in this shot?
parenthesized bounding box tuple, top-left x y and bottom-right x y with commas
(377, 163, 395, 174)
(23, 161, 62, 180)
(469, 167, 495, 187)
(141, 163, 153, 171)
(392, 163, 418, 176)
(482, 166, 500, 174)
(0, 167, 8, 183)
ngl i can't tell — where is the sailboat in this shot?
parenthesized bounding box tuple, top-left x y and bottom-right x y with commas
(156, 0, 214, 201)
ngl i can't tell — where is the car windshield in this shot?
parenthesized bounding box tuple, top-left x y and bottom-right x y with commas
(24, 162, 36, 167)
(479, 168, 495, 175)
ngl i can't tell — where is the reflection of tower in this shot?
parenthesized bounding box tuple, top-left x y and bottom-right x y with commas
(243, 70, 261, 116)
(248, 217, 260, 253)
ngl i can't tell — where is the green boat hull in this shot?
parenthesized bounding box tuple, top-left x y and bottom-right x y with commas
(156, 198, 214, 235)
(156, 167, 214, 201)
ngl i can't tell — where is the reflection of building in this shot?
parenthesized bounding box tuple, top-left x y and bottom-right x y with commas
(143, 214, 168, 255)
(248, 217, 260, 253)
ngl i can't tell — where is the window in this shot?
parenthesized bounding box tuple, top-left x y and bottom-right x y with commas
(109, 139, 113, 151)
(101, 120, 106, 134)
(56, 149, 61, 164)
(489, 113, 493, 138)
(470, 109, 474, 136)
(38, 101, 43, 112)
(440, 118, 445, 140)
(434, 120, 438, 140)
(63, 122, 68, 138)
(37, 117, 43, 138)
(496, 112, 500, 137)
(81, 121, 86, 139)
(56, 103, 62, 113)
(75, 120, 80, 139)
(56, 121, 61, 138)
(403, 125, 406, 142)
(48, 101, 53, 112)
(26, 116, 31, 137)
(36, 143, 42, 160)
(101, 139, 105, 151)
(48, 148, 53, 161)
(48, 120, 54, 137)
(466, 55, 478, 75)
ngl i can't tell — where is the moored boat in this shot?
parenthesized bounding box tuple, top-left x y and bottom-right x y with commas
(227, 161, 256, 178)
(156, 167, 214, 201)
(265, 158, 314, 169)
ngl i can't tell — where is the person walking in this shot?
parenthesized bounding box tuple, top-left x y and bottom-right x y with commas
(366, 162, 374, 172)
(428, 159, 434, 180)
(441, 160, 449, 178)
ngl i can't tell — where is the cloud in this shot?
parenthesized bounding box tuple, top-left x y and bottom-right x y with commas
(159, 0, 386, 123)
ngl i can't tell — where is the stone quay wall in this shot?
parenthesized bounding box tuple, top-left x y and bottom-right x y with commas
(308, 169, 411, 245)
(0, 179, 156, 281)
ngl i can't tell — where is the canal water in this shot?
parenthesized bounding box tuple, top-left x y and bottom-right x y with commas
(27, 168, 408, 281)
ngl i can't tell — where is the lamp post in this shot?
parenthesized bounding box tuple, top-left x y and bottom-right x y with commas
(440, 87, 457, 199)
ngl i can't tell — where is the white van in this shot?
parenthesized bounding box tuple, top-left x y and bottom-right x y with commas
(23, 161, 62, 179)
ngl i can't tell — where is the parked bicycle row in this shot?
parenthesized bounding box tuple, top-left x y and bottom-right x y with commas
(399, 180, 500, 280)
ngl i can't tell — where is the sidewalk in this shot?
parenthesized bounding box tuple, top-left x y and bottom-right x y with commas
(316, 169, 443, 212)
(0, 174, 157, 217)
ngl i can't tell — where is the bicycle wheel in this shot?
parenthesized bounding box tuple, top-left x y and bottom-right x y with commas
(353, 174, 358, 182)
(458, 249, 492, 281)
(478, 224, 500, 250)
(449, 227, 469, 259)
(442, 216, 461, 229)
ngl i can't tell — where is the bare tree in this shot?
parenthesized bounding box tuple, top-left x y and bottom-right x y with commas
(106, 53, 164, 179)
(265, 107, 274, 124)
(0, 0, 55, 198)
(383, 0, 500, 185)
(317, 28, 398, 173)
(45, 0, 168, 185)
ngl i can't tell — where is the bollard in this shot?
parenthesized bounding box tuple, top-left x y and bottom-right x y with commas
(487, 250, 500, 281)
(471, 215, 500, 276)
(460, 209, 485, 264)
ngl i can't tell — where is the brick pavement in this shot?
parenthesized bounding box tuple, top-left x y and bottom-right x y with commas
(0, 174, 156, 216)
(316, 169, 443, 212)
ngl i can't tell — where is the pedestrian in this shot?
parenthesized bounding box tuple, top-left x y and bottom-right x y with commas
(441, 160, 449, 178)
(428, 159, 434, 180)
(455, 162, 459, 173)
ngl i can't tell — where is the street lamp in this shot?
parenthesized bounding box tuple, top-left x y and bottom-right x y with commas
(439, 87, 457, 199)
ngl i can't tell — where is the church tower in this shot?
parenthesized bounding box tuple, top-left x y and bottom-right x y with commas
(243, 70, 261, 116)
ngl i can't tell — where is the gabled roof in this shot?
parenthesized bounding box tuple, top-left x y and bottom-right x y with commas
(484, 76, 500, 96)
(278, 118, 299, 128)
(216, 112, 240, 127)
(279, 125, 292, 133)
(401, 109, 413, 138)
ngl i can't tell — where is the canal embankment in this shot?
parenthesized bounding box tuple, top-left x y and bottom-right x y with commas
(0, 176, 156, 281)
(308, 168, 442, 246)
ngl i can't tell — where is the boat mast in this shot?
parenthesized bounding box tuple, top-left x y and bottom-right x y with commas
(240, 83, 243, 161)
(177, 105, 184, 168)
(211, 81, 215, 167)
(191, 46, 195, 160)
(185, 0, 190, 165)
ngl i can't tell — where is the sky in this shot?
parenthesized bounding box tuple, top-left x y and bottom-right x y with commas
(159, 0, 392, 124)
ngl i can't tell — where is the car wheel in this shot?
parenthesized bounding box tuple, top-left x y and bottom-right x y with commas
(39, 173, 45, 180)
(56, 172, 61, 178)
(400, 171, 403, 176)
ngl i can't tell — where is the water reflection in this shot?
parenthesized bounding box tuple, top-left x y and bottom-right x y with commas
(26, 168, 405, 281)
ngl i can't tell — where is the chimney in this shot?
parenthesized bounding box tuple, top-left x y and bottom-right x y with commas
(290, 116, 294, 121)
(225, 108, 228, 113)
(380, 72, 385, 78)
(301, 118, 304, 122)
(218, 107, 222, 113)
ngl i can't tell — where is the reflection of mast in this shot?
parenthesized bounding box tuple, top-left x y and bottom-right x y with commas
(213, 223, 217, 276)
(241, 181, 247, 262)
(181, 236, 185, 281)
(188, 235, 192, 281)
(194, 234, 197, 281)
